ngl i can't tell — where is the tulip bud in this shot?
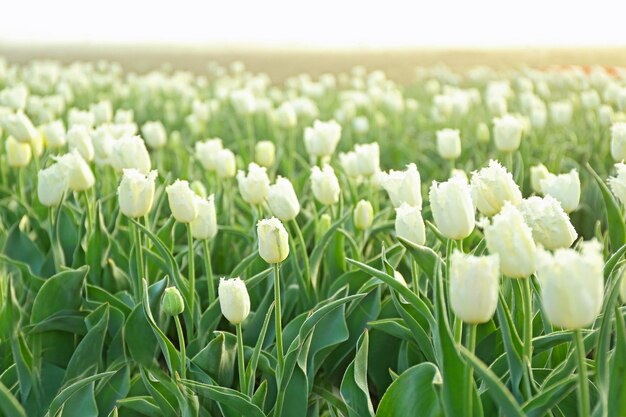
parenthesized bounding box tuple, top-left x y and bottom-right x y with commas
(450, 251, 500, 324)
(354, 142, 380, 177)
(30, 132, 44, 158)
(6, 136, 32, 167)
(162, 287, 185, 316)
(378, 163, 422, 209)
(37, 163, 67, 206)
(493, 114, 523, 152)
(483, 202, 536, 278)
(339, 151, 360, 179)
(612, 123, 626, 161)
(267, 177, 300, 221)
(537, 240, 603, 329)
(257, 217, 289, 264)
(230, 89, 256, 115)
(539, 169, 580, 213)
(530, 163, 550, 194)
(352, 116, 370, 135)
(304, 119, 342, 158)
(436, 128, 461, 160)
(41, 120, 66, 148)
(215, 149, 236, 179)
(255, 140, 275, 167)
(110, 135, 152, 175)
(429, 177, 475, 240)
(354, 200, 374, 230)
(166, 179, 198, 223)
(67, 125, 95, 162)
(311, 164, 341, 205)
(195, 138, 223, 171)
(395, 203, 426, 245)
(141, 121, 167, 149)
(118, 169, 158, 218)
(218, 277, 251, 325)
(237, 163, 270, 205)
(55, 149, 95, 191)
(519, 196, 577, 250)
(316, 213, 332, 241)
(470, 160, 522, 216)
(190, 194, 218, 240)
(476, 122, 490, 143)
(2, 111, 39, 143)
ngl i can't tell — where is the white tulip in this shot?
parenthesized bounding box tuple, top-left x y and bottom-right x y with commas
(493, 114, 524, 152)
(91, 126, 115, 166)
(257, 217, 290, 264)
(267, 177, 300, 222)
(230, 89, 256, 115)
(218, 277, 251, 325)
(118, 169, 158, 218)
(5, 136, 32, 167)
(530, 163, 550, 194)
(237, 163, 270, 205)
(2, 111, 39, 143)
(450, 251, 500, 324)
(339, 151, 360, 179)
(110, 135, 152, 174)
(37, 163, 67, 206)
(304, 119, 342, 158)
(436, 128, 461, 160)
(470, 159, 522, 216)
(191, 194, 218, 240)
(195, 138, 223, 171)
(519, 196, 578, 250)
(539, 169, 580, 213)
(166, 179, 198, 223)
(611, 123, 626, 161)
(67, 125, 95, 162)
(311, 164, 341, 205)
(378, 163, 422, 209)
(41, 120, 66, 148)
(215, 149, 236, 179)
(55, 149, 95, 191)
(537, 240, 604, 329)
(274, 102, 297, 128)
(395, 203, 426, 245)
(549, 101, 573, 126)
(141, 121, 167, 149)
(68, 108, 95, 129)
(483, 202, 536, 278)
(255, 141, 275, 167)
(355, 142, 380, 177)
(90, 100, 113, 125)
(354, 200, 374, 230)
(429, 177, 475, 240)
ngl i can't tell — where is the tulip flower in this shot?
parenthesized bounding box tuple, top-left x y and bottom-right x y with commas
(304, 119, 342, 159)
(378, 163, 422, 209)
(162, 286, 187, 378)
(539, 169, 580, 213)
(255, 140, 276, 167)
(195, 138, 223, 171)
(6, 136, 32, 168)
(67, 125, 95, 162)
(215, 149, 236, 179)
(354, 142, 380, 177)
(470, 159, 522, 216)
(530, 164, 550, 194)
(110, 135, 152, 174)
(436, 128, 461, 160)
(493, 114, 523, 152)
(518, 196, 577, 250)
(191, 194, 218, 302)
(611, 123, 626, 161)
(339, 151, 360, 179)
(354, 200, 374, 230)
(237, 162, 270, 206)
(267, 177, 300, 222)
(2, 111, 39, 143)
(118, 169, 157, 218)
(310, 165, 341, 206)
(429, 177, 475, 240)
(141, 121, 167, 149)
(395, 203, 426, 246)
(41, 120, 66, 148)
(38, 163, 68, 207)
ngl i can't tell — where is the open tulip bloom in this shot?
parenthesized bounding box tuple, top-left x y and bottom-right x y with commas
(2, 58, 624, 417)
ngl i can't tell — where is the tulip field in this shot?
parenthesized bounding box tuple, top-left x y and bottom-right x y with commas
(2, 59, 626, 417)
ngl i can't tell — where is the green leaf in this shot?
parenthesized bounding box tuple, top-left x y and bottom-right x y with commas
(375, 362, 443, 417)
(608, 307, 626, 417)
(587, 162, 626, 250)
(397, 237, 441, 280)
(340, 331, 375, 417)
(182, 379, 266, 417)
(192, 332, 237, 388)
(45, 371, 115, 417)
(522, 375, 577, 417)
(0, 380, 27, 417)
(310, 212, 350, 289)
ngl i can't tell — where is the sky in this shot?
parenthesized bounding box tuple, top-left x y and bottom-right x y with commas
(1, 0, 624, 48)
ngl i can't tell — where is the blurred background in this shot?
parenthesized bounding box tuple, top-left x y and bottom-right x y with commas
(1, 0, 625, 82)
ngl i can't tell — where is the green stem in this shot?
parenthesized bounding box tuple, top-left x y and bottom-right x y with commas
(273, 263, 284, 374)
(522, 277, 534, 396)
(203, 239, 215, 305)
(133, 221, 145, 302)
(465, 324, 477, 417)
(410, 257, 420, 296)
(186, 223, 196, 326)
(83, 190, 94, 237)
(48, 207, 64, 273)
(505, 152, 514, 173)
(174, 315, 186, 379)
(236, 324, 247, 394)
(291, 219, 312, 295)
(18, 167, 25, 203)
(574, 330, 590, 417)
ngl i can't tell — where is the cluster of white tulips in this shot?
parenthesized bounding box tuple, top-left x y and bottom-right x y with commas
(2, 56, 626, 417)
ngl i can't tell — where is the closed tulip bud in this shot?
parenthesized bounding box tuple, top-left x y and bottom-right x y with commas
(395, 203, 426, 245)
(215, 149, 236, 179)
(530, 163, 550, 194)
(6, 136, 32, 167)
(519, 196, 577, 250)
(274, 102, 298, 128)
(436, 128, 461, 160)
(450, 251, 500, 324)
(483, 202, 536, 278)
(218, 277, 251, 325)
(195, 138, 223, 171)
(311, 164, 341, 205)
(55, 149, 95, 191)
(30, 132, 44, 157)
(476, 122, 490, 143)
(166, 179, 198, 223)
(316, 213, 332, 240)
(354, 200, 374, 230)
(191, 194, 218, 240)
(470, 160, 522, 216)
(429, 177, 475, 240)
(110, 135, 151, 175)
(255, 140, 275, 167)
(41, 120, 66, 148)
(237, 163, 270, 205)
(537, 241, 603, 329)
(339, 151, 360, 179)
(190, 180, 207, 198)
(118, 169, 157, 218)
(67, 125, 95, 162)
(162, 287, 185, 316)
(352, 116, 370, 134)
(378, 163, 422, 209)
(611, 123, 626, 161)
(304, 119, 342, 158)
(257, 217, 290, 264)
(539, 169, 580, 213)
(493, 114, 523, 152)
(355, 142, 380, 177)
(267, 177, 300, 221)
(141, 121, 167, 149)
(2, 111, 39, 143)
(37, 163, 67, 206)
